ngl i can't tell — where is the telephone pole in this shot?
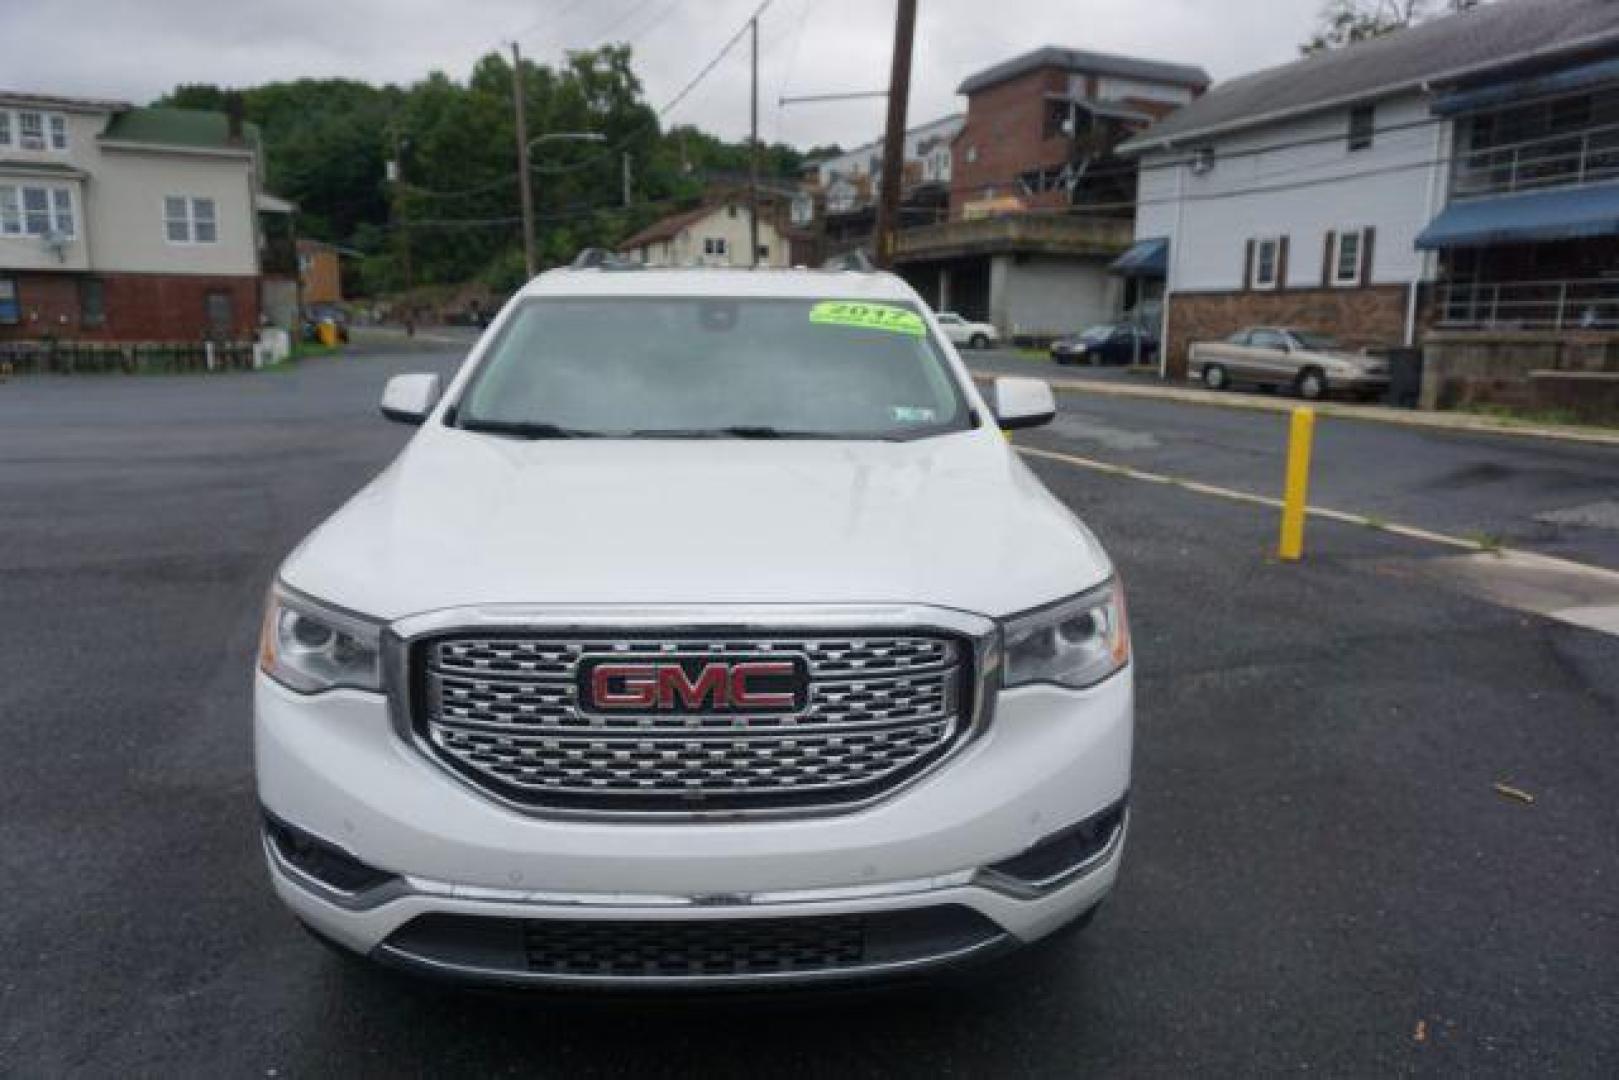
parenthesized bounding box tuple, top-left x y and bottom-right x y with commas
(390, 131, 413, 294)
(871, 0, 917, 269)
(511, 42, 538, 279)
(622, 152, 633, 208)
(749, 14, 761, 268)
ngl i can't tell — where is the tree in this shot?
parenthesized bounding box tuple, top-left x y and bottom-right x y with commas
(1300, 0, 1481, 54)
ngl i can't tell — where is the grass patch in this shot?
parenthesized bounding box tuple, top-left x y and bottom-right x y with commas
(1468, 531, 1506, 555)
(1455, 402, 1610, 430)
(1010, 347, 1051, 362)
(1362, 514, 1388, 531)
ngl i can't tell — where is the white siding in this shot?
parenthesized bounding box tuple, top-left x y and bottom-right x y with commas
(629, 205, 789, 268)
(1135, 93, 1448, 293)
(88, 148, 258, 275)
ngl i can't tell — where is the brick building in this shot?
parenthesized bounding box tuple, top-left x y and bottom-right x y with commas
(890, 48, 1208, 340)
(1, 91, 277, 344)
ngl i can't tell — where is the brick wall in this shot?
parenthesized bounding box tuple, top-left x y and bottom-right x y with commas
(951, 68, 1072, 218)
(0, 272, 260, 342)
(1164, 286, 1413, 379)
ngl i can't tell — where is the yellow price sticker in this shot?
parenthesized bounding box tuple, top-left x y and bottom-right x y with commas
(809, 301, 924, 337)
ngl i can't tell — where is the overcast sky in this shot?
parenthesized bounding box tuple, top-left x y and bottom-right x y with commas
(5, 0, 1322, 149)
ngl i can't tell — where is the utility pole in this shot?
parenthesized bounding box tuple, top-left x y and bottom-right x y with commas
(871, 0, 917, 269)
(511, 42, 537, 279)
(622, 152, 632, 208)
(390, 131, 413, 295)
(749, 14, 761, 268)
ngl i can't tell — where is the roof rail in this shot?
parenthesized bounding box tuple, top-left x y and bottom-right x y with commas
(821, 249, 876, 272)
(570, 248, 643, 270)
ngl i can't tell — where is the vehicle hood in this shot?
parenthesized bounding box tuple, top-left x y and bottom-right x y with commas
(280, 426, 1113, 622)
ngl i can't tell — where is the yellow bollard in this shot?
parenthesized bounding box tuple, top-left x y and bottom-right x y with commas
(1278, 407, 1315, 561)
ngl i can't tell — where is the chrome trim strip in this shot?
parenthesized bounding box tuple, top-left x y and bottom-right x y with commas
(399, 868, 982, 908)
(381, 603, 1001, 823)
(372, 932, 1012, 989)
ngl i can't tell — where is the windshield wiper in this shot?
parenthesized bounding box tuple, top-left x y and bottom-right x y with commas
(458, 419, 603, 439)
(630, 426, 846, 440)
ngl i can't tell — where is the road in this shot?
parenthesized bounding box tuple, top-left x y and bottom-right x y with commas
(966, 348, 1619, 571)
(2, 339, 1617, 1076)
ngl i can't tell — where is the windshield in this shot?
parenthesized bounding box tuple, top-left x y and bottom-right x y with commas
(1081, 326, 1117, 343)
(1290, 331, 1344, 351)
(454, 297, 972, 440)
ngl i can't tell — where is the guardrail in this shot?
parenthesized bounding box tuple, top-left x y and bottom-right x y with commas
(1451, 120, 1619, 198)
(1435, 279, 1619, 330)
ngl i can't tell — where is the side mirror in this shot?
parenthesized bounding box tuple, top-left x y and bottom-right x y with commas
(992, 376, 1057, 431)
(380, 373, 443, 426)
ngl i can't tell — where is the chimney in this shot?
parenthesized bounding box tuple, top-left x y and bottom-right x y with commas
(225, 91, 244, 142)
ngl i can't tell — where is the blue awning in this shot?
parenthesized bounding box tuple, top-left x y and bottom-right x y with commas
(1415, 183, 1619, 249)
(1433, 57, 1619, 116)
(1109, 236, 1168, 276)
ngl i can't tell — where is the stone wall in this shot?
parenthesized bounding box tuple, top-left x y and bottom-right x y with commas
(1421, 330, 1619, 418)
(1164, 286, 1413, 379)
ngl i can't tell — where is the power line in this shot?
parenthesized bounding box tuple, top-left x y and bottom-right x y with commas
(658, 0, 775, 117)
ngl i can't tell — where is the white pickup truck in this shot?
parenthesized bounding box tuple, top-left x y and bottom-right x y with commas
(1189, 327, 1391, 400)
(256, 266, 1132, 988)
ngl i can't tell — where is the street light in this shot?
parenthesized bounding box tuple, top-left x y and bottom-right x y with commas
(519, 132, 607, 277)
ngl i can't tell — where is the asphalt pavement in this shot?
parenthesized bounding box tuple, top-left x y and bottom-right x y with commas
(968, 348, 1619, 571)
(2, 339, 1617, 1076)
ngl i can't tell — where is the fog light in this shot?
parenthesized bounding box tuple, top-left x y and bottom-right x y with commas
(263, 812, 396, 897)
(982, 798, 1126, 893)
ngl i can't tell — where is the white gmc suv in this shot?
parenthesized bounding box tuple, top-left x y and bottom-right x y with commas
(256, 265, 1133, 988)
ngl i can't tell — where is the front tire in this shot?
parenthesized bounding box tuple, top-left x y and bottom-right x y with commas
(1296, 368, 1327, 401)
(1202, 363, 1229, 391)
(970, 333, 989, 350)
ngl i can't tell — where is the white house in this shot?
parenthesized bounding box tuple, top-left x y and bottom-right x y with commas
(0, 91, 273, 342)
(618, 201, 790, 268)
(1117, 0, 1619, 394)
(811, 114, 965, 208)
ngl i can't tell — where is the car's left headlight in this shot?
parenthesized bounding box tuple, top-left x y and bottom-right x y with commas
(258, 584, 383, 694)
(1001, 580, 1130, 689)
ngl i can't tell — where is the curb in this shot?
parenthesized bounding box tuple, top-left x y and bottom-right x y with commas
(971, 370, 1619, 449)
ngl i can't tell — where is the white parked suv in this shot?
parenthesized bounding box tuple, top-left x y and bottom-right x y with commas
(256, 265, 1133, 988)
(934, 310, 1000, 349)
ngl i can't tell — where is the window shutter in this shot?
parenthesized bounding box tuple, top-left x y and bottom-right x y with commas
(1321, 231, 1335, 287)
(1277, 236, 1290, 289)
(1242, 238, 1254, 291)
(1360, 228, 1376, 287)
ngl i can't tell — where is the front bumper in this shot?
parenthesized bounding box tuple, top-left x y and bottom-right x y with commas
(255, 657, 1132, 986)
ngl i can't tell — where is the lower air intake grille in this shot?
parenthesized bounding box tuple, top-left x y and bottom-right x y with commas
(524, 916, 866, 977)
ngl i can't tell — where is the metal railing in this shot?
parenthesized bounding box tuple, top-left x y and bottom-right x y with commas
(1435, 278, 1619, 330)
(1451, 119, 1619, 198)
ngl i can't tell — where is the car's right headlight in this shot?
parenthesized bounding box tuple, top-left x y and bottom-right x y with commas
(1001, 580, 1130, 690)
(258, 584, 383, 694)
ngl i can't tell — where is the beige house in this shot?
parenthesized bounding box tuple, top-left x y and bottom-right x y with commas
(0, 91, 273, 341)
(619, 201, 789, 268)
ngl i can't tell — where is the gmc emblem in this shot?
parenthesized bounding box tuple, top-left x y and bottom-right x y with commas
(579, 656, 808, 714)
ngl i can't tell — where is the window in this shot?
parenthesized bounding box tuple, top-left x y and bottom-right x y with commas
(164, 195, 218, 244)
(0, 277, 18, 325)
(18, 111, 45, 150)
(204, 290, 234, 336)
(756, 244, 770, 261)
(702, 236, 728, 257)
(1250, 329, 1289, 351)
(0, 185, 72, 238)
(1348, 105, 1375, 151)
(80, 278, 105, 329)
(1333, 229, 1363, 286)
(1190, 146, 1216, 174)
(0, 112, 9, 148)
(1251, 237, 1281, 290)
(49, 114, 67, 150)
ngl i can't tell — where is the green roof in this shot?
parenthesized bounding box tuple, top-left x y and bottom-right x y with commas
(101, 107, 260, 152)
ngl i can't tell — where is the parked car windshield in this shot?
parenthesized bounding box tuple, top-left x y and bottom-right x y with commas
(1080, 325, 1117, 343)
(455, 297, 973, 440)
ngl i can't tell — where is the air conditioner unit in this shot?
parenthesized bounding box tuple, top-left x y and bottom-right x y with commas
(1189, 147, 1215, 175)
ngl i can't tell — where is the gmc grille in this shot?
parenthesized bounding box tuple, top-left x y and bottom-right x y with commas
(411, 633, 972, 814)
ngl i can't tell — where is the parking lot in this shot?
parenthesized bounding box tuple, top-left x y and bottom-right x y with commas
(3, 340, 1617, 1076)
